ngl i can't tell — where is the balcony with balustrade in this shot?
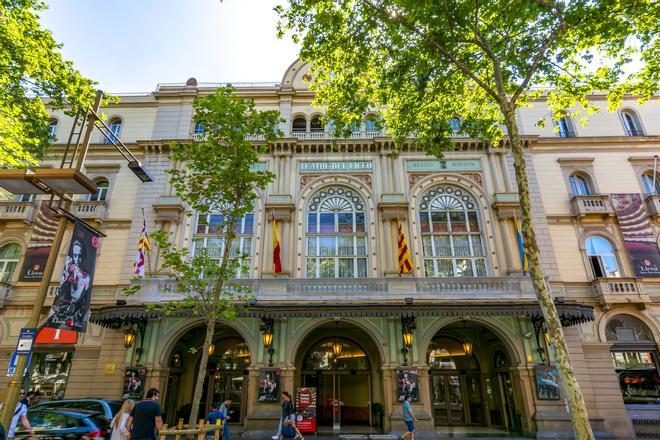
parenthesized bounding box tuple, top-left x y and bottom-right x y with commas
(570, 194, 614, 223)
(591, 277, 650, 309)
(644, 194, 660, 222)
(0, 201, 36, 224)
(72, 200, 107, 223)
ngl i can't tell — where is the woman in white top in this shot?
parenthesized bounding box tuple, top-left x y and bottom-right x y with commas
(111, 399, 135, 440)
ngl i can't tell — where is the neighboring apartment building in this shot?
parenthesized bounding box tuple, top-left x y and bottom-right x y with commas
(0, 60, 658, 438)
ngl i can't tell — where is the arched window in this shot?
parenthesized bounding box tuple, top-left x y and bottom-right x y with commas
(104, 118, 123, 144)
(569, 173, 591, 196)
(555, 113, 576, 137)
(364, 115, 379, 132)
(302, 338, 369, 370)
(0, 242, 21, 283)
(621, 110, 644, 136)
(449, 117, 462, 133)
(306, 186, 367, 278)
(585, 236, 620, 278)
(606, 315, 653, 342)
(48, 118, 58, 139)
(641, 172, 660, 195)
(193, 122, 205, 134)
(88, 179, 109, 202)
(419, 186, 486, 277)
(310, 116, 324, 133)
(292, 116, 307, 133)
(193, 206, 254, 279)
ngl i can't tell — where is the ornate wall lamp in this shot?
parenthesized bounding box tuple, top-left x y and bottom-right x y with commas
(260, 318, 275, 366)
(462, 338, 473, 356)
(533, 316, 552, 365)
(123, 320, 146, 365)
(401, 316, 416, 366)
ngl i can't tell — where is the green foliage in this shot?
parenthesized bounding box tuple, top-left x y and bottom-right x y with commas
(276, 0, 658, 155)
(0, 0, 97, 168)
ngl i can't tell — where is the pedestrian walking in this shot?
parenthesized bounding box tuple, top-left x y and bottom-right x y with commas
(126, 388, 163, 440)
(400, 394, 417, 440)
(219, 399, 232, 440)
(110, 399, 135, 440)
(272, 391, 295, 440)
(7, 389, 33, 440)
(206, 402, 225, 440)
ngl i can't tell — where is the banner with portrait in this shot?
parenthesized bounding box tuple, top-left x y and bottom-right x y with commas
(45, 221, 101, 332)
(611, 194, 660, 277)
(257, 368, 280, 403)
(397, 368, 419, 402)
(295, 387, 317, 433)
(122, 367, 147, 400)
(19, 201, 59, 281)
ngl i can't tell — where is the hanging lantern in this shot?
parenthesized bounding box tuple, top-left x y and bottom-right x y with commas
(462, 338, 473, 356)
(332, 339, 343, 356)
(124, 327, 137, 349)
(262, 328, 273, 348)
(402, 328, 414, 348)
(208, 343, 216, 356)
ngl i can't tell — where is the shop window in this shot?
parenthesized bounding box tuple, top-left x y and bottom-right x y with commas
(585, 236, 620, 278)
(427, 337, 478, 370)
(641, 172, 660, 195)
(419, 185, 487, 277)
(569, 174, 592, 196)
(24, 351, 73, 400)
(0, 242, 21, 283)
(555, 113, 576, 138)
(621, 110, 644, 136)
(48, 118, 58, 139)
(88, 179, 109, 202)
(606, 315, 659, 404)
(310, 116, 324, 133)
(193, 205, 254, 279)
(292, 116, 307, 133)
(305, 186, 368, 278)
(104, 117, 122, 144)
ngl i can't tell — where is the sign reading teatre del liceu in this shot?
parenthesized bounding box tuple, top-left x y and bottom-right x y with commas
(299, 161, 373, 172)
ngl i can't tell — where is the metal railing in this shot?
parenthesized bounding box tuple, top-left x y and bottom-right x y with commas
(157, 81, 280, 89)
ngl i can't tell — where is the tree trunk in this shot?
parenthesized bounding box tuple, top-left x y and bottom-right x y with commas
(189, 318, 216, 426)
(504, 109, 595, 440)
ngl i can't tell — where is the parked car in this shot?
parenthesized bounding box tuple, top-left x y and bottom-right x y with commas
(30, 399, 122, 422)
(13, 408, 111, 440)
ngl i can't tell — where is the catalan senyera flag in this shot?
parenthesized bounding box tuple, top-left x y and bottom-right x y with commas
(397, 219, 413, 276)
(272, 211, 282, 274)
(513, 211, 529, 272)
(133, 219, 151, 277)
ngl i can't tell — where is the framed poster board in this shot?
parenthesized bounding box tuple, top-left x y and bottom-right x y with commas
(295, 387, 317, 433)
(258, 368, 280, 403)
(122, 367, 147, 400)
(535, 365, 560, 400)
(397, 368, 419, 402)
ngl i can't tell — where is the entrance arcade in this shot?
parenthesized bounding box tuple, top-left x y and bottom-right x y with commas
(428, 322, 520, 432)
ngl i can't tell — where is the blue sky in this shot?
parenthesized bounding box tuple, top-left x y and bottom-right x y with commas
(40, 0, 300, 92)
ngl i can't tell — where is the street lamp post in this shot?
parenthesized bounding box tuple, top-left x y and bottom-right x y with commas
(0, 90, 150, 429)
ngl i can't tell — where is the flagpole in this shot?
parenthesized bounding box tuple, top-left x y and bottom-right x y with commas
(142, 208, 153, 276)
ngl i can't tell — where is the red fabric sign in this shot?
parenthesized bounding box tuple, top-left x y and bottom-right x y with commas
(35, 327, 78, 344)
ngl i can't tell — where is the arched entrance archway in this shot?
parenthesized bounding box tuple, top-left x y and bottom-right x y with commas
(163, 324, 251, 426)
(427, 321, 521, 432)
(295, 321, 383, 434)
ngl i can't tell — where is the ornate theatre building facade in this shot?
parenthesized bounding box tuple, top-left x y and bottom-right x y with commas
(1, 61, 659, 438)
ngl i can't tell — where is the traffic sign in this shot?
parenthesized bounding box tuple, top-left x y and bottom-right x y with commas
(16, 328, 37, 355)
(7, 351, 32, 377)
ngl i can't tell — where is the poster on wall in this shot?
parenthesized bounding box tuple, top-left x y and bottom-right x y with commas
(258, 368, 280, 402)
(45, 221, 101, 332)
(295, 387, 317, 433)
(122, 367, 147, 400)
(19, 201, 59, 281)
(611, 194, 660, 277)
(397, 368, 419, 402)
(535, 365, 560, 400)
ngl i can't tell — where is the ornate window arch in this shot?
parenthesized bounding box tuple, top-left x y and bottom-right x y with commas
(620, 109, 644, 136)
(0, 242, 21, 283)
(418, 185, 486, 277)
(48, 118, 58, 139)
(585, 235, 621, 278)
(88, 178, 109, 202)
(568, 172, 592, 196)
(305, 186, 368, 278)
(193, 203, 255, 279)
(104, 117, 123, 144)
(606, 314, 654, 342)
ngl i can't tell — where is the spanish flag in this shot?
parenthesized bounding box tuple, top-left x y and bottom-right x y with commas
(397, 219, 413, 276)
(272, 210, 282, 274)
(513, 211, 529, 272)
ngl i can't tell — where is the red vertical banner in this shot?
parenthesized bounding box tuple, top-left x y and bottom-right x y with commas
(19, 201, 58, 281)
(295, 387, 317, 433)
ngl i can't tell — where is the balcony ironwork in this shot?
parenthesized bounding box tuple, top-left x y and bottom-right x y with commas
(570, 194, 614, 223)
(0, 201, 36, 223)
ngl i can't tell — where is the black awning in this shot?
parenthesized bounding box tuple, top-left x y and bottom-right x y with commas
(90, 301, 594, 328)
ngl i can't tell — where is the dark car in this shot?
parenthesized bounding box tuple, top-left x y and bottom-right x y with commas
(13, 409, 110, 440)
(30, 399, 122, 422)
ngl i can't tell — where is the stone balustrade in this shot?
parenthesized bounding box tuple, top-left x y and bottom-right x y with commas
(591, 277, 650, 308)
(0, 201, 36, 224)
(72, 200, 107, 222)
(645, 194, 660, 222)
(570, 194, 614, 222)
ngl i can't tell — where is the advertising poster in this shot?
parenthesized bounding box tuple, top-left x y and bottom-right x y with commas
(122, 367, 147, 400)
(258, 368, 280, 402)
(45, 221, 101, 332)
(397, 368, 419, 402)
(19, 201, 59, 281)
(611, 194, 660, 277)
(535, 365, 560, 400)
(295, 387, 317, 433)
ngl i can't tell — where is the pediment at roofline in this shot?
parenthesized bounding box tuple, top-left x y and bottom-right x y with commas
(281, 59, 313, 91)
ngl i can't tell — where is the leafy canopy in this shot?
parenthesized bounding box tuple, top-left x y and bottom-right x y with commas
(0, 0, 97, 168)
(277, 0, 658, 156)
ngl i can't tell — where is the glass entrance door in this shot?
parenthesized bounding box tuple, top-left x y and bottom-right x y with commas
(208, 371, 246, 423)
(430, 374, 486, 426)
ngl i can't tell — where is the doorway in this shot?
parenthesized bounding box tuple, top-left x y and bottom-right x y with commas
(430, 373, 485, 425)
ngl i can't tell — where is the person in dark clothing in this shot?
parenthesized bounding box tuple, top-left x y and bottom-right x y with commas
(272, 391, 295, 440)
(205, 403, 225, 439)
(126, 388, 163, 440)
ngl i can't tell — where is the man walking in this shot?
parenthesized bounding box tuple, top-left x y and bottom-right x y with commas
(206, 403, 225, 440)
(400, 394, 417, 440)
(126, 388, 163, 440)
(7, 389, 33, 440)
(219, 399, 232, 440)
